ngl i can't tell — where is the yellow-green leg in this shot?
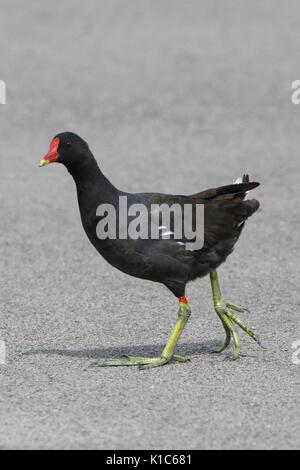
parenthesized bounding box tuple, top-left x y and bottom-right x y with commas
(210, 270, 261, 359)
(98, 299, 191, 369)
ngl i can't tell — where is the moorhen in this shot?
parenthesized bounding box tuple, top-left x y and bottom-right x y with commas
(40, 132, 261, 368)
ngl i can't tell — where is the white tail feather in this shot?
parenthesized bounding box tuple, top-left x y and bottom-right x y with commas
(234, 176, 249, 200)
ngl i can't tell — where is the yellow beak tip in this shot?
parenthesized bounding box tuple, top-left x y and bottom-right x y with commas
(39, 159, 49, 167)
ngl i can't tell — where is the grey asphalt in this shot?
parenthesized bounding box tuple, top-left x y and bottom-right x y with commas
(0, 0, 299, 450)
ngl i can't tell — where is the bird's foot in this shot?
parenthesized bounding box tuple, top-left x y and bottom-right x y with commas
(93, 354, 189, 369)
(213, 300, 261, 359)
(93, 301, 192, 369)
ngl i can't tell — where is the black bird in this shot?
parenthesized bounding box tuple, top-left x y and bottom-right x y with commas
(40, 132, 260, 369)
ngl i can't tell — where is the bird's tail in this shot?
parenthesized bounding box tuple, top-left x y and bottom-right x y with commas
(190, 174, 260, 278)
(193, 174, 259, 201)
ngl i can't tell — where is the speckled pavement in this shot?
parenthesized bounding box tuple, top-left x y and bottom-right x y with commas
(0, 0, 299, 449)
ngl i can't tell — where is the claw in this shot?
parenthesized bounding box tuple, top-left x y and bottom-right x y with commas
(256, 337, 267, 350)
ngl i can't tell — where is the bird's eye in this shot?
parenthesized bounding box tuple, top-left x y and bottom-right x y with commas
(66, 142, 71, 147)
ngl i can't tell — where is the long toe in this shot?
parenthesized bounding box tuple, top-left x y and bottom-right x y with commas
(95, 359, 143, 367)
(91, 353, 190, 368)
(172, 354, 190, 362)
(226, 302, 249, 313)
(224, 307, 259, 344)
(93, 356, 172, 368)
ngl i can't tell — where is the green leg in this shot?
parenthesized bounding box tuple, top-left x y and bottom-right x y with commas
(212, 313, 231, 353)
(97, 301, 191, 369)
(210, 270, 260, 359)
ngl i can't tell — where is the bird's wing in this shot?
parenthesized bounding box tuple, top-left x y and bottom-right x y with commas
(131, 174, 258, 204)
(126, 176, 259, 258)
(120, 177, 260, 292)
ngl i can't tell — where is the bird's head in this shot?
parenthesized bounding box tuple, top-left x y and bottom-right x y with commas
(39, 132, 91, 170)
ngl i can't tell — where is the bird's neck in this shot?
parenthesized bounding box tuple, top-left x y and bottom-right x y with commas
(67, 153, 116, 195)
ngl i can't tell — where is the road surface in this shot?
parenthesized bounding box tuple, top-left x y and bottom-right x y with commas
(0, 0, 299, 449)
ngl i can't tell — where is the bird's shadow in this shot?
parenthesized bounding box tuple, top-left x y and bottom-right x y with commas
(21, 341, 219, 360)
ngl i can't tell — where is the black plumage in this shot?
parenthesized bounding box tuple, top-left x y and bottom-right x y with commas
(40, 132, 261, 367)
